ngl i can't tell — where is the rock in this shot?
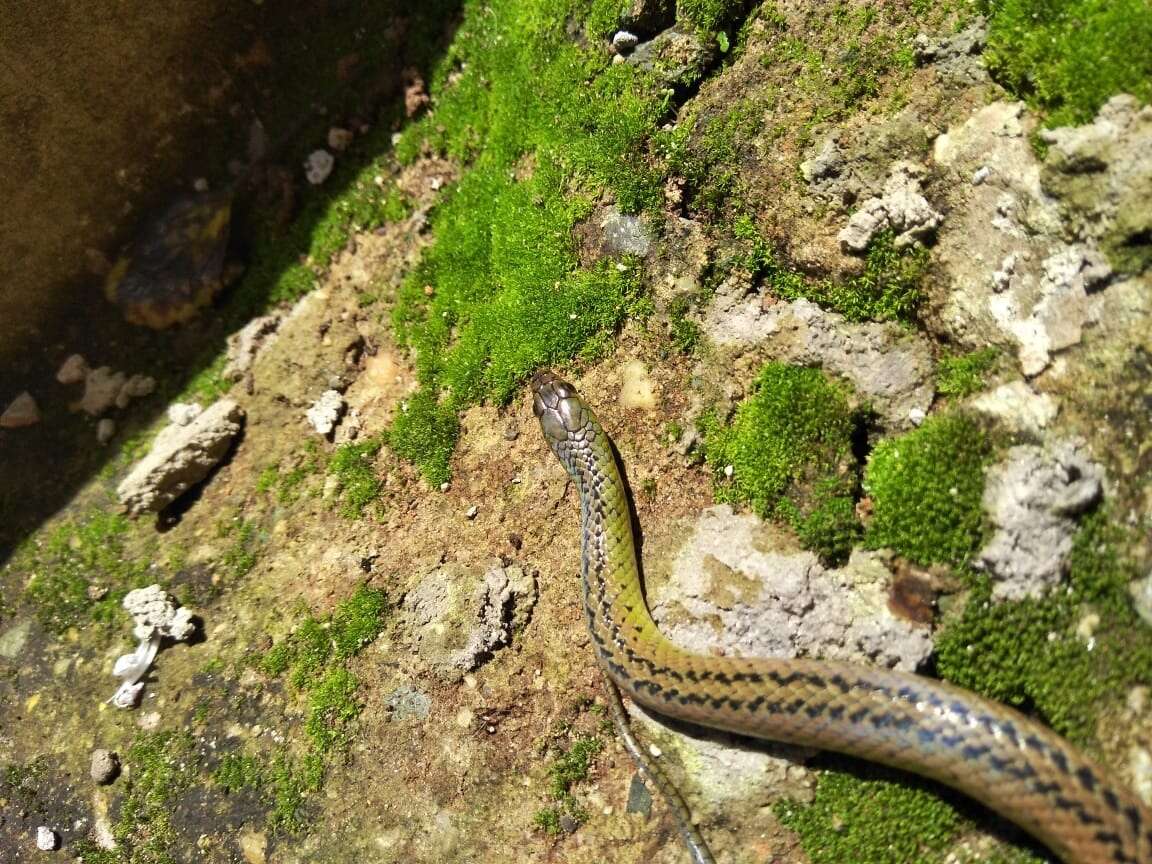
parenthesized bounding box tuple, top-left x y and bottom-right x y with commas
(970, 381, 1058, 434)
(116, 399, 245, 514)
(327, 127, 354, 152)
(115, 374, 156, 409)
(619, 0, 675, 35)
(90, 749, 120, 784)
(122, 584, 197, 642)
(304, 149, 335, 185)
(96, 418, 116, 444)
(612, 30, 640, 53)
(55, 353, 89, 384)
(652, 505, 934, 672)
(167, 402, 203, 426)
(838, 162, 942, 252)
(0, 618, 32, 659)
(238, 827, 267, 864)
(1, 391, 41, 428)
(223, 314, 282, 380)
(403, 563, 537, 680)
(912, 16, 988, 85)
(306, 389, 346, 436)
(35, 826, 58, 851)
(599, 207, 651, 257)
(976, 440, 1103, 600)
(618, 360, 656, 409)
(76, 367, 127, 416)
(701, 293, 934, 430)
(1040, 95, 1152, 273)
(1130, 571, 1152, 628)
(625, 29, 716, 89)
(385, 684, 432, 722)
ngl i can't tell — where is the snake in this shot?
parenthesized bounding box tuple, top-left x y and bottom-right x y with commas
(531, 369, 1152, 864)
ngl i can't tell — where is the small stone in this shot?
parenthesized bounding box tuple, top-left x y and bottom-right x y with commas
(96, 418, 116, 444)
(1, 392, 41, 428)
(327, 127, 354, 152)
(116, 374, 156, 409)
(304, 149, 335, 185)
(192, 177, 210, 193)
(626, 774, 653, 815)
(35, 826, 58, 851)
(908, 407, 926, 426)
(306, 389, 346, 436)
(56, 354, 89, 384)
(972, 165, 991, 185)
(76, 367, 127, 416)
(90, 749, 120, 784)
(612, 30, 639, 53)
(439, 482, 450, 492)
(465, 505, 479, 520)
(167, 402, 203, 426)
(618, 360, 656, 409)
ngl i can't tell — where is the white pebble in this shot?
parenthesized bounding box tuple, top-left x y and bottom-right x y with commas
(36, 826, 58, 851)
(96, 418, 116, 444)
(971, 166, 991, 185)
(908, 407, 926, 426)
(466, 505, 479, 519)
(304, 149, 335, 185)
(56, 353, 89, 384)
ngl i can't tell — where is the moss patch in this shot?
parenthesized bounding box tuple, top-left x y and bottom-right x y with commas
(387, 0, 670, 483)
(936, 347, 999, 398)
(863, 414, 995, 567)
(16, 509, 153, 633)
(983, 0, 1152, 127)
(775, 766, 961, 864)
(702, 363, 861, 562)
(113, 731, 199, 864)
(533, 735, 604, 835)
(327, 437, 385, 518)
(936, 511, 1152, 742)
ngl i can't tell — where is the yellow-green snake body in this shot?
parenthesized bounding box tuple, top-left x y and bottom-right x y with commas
(532, 370, 1151, 864)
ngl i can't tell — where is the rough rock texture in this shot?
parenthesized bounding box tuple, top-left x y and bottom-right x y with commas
(634, 506, 933, 812)
(913, 16, 987, 86)
(116, 399, 245, 514)
(702, 293, 934, 429)
(306, 389, 346, 436)
(598, 207, 651, 257)
(89, 749, 119, 785)
(977, 441, 1104, 600)
(969, 381, 1058, 434)
(624, 29, 716, 89)
(75, 367, 127, 416)
(403, 563, 536, 680)
(652, 505, 934, 671)
(122, 584, 197, 642)
(838, 161, 943, 252)
(223, 314, 282, 381)
(933, 99, 1151, 376)
(1040, 95, 1152, 271)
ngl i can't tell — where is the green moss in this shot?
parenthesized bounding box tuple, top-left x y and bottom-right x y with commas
(19, 510, 152, 632)
(775, 766, 961, 864)
(213, 751, 264, 794)
(330, 584, 389, 659)
(863, 414, 995, 567)
(327, 437, 384, 518)
(983, 0, 1152, 127)
(115, 731, 198, 864)
(702, 363, 861, 562)
(304, 666, 362, 754)
(388, 0, 668, 482)
(532, 735, 603, 834)
(219, 518, 261, 579)
(386, 388, 460, 487)
(679, 0, 747, 33)
(532, 806, 565, 835)
(936, 512, 1152, 742)
(937, 347, 999, 397)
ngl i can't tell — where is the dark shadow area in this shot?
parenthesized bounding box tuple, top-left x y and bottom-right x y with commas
(0, 0, 462, 562)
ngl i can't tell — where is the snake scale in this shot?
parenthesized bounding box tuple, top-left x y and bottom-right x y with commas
(532, 370, 1152, 864)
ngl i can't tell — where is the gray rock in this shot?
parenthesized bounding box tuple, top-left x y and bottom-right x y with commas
(90, 749, 120, 784)
(76, 367, 127, 416)
(612, 30, 640, 53)
(652, 506, 934, 672)
(0, 619, 32, 659)
(913, 17, 988, 85)
(385, 685, 432, 722)
(838, 162, 942, 252)
(599, 207, 651, 257)
(35, 826, 58, 851)
(1040, 95, 1152, 273)
(977, 441, 1103, 601)
(625, 29, 716, 89)
(223, 314, 282, 381)
(116, 399, 245, 514)
(306, 389, 346, 436)
(403, 563, 536, 680)
(619, 0, 675, 35)
(701, 292, 934, 430)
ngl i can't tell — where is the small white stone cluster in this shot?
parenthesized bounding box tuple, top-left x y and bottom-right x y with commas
(109, 585, 196, 709)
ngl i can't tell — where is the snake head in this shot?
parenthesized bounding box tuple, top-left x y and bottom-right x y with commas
(531, 370, 589, 445)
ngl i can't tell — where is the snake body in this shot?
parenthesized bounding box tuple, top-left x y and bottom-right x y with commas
(532, 370, 1152, 864)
